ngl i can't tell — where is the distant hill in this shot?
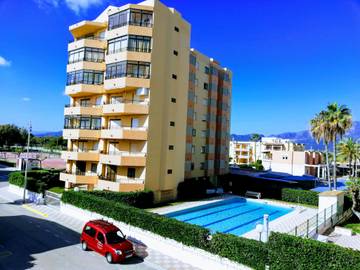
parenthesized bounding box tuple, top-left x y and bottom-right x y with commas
(231, 121, 360, 150)
(32, 131, 62, 137)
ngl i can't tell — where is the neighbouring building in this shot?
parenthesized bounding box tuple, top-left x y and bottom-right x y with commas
(230, 137, 324, 177)
(60, 0, 232, 202)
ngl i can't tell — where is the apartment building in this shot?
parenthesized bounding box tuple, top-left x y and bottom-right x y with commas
(60, 0, 232, 202)
(229, 137, 323, 177)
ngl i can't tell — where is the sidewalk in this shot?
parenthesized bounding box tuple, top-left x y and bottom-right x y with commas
(0, 186, 198, 270)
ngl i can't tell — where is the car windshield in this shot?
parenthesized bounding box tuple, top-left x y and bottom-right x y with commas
(106, 230, 126, 244)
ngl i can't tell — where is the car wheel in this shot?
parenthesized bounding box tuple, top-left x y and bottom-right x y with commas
(81, 241, 88, 251)
(106, 253, 113, 264)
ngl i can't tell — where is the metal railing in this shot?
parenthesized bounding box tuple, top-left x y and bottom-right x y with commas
(288, 203, 346, 238)
(104, 151, 146, 157)
(69, 36, 105, 43)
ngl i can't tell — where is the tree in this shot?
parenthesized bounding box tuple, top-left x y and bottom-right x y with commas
(338, 138, 357, 176)
(326, 103, 352, 190)
(250, 133, 261, 163)
(347, 178, 360, 220)
(0, 124, 28, 148)
(310, 111, 332, 190)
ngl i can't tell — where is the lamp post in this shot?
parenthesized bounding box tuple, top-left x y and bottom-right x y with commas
(356, 138, 360, 178)
(22, 121, 32, 204)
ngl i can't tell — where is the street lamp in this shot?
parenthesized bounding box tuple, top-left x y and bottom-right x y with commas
(356, 138, 360, 178)
(22, 121, 32, 204)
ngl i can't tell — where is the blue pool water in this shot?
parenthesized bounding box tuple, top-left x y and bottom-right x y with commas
(166, 198, 293, 236)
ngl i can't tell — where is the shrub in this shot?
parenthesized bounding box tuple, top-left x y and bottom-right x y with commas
(268, 232, 360, 270)
(281, 188, 318, 206)
(61, 191, 209, 248)
(8, 169, 63, 194)
(89, 190, 154, 208)
(209, 233, 268, 270)
(177, 178, 212, 201)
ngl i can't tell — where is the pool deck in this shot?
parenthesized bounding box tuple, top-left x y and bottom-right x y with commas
(151, 195, 318, 240)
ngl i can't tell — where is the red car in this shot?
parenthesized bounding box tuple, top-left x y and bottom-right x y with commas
(80, 220, 135, 263)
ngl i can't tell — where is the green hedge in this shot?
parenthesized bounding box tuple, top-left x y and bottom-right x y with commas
(281, 188, 318, 206)
(89, 190, 154, 208)
(268, 232, 360, 270)
(8, 170, 63, 194)
(208, 233, 267, 270)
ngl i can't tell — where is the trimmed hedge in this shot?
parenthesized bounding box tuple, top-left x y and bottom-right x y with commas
(208, 233, 267, 270)
(8, 170, 63, 194)
(281, 188, 318, 206)
(61, 191, 267, 270)
(268, 232, 360, 270)
(89, 190, 154, 208)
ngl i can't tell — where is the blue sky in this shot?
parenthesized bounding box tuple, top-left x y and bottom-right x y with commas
(0, 0, 359, 135)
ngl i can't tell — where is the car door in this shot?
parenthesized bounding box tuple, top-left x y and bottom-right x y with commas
(96, 231, 106, 255)
(83, 225, 97, 250)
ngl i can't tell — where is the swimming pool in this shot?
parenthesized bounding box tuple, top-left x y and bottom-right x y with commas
(166, 198, 293, 236)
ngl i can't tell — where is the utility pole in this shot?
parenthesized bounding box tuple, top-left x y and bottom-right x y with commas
(22, 121, 32, 204)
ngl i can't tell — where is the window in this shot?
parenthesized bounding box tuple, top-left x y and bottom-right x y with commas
(202, 98, 208, 106)
(97, 232, 105, 244)
(84, 226, 96, 237)
(131, 118, 139, 128)
(204, 66, 210, 74)
(171, 98, 176, 103)
(167, 169, 173, 174)
(200, 162, 205, 170)
(174, 26, 179, 32)
(193, 112, 197, 120)
(189, 54, 196, 66)
(66, 70, 104, 85)
(202, 114, 207, 122)
(190, 162, 194, 171)
(192, 129, 196, 136)
(191, 145, 195, 153)
(194, 95, 198, 103)
(201, 146, 206, 153)
(64, 116, 101, 130)
(170, 121, 175, 127)
(173, 50, 178, 56)
(106, 61, 151, 79)
(108, 9, 153, 30)
(80, 99, 90, 107)
(108, 35, 152, 54)
(169, 145, 174, 150)
(204, 83, 209, 90)
(127, 168, 136, 178)
(91, 163, 97, 173)
(172, 74, 177, 79)
(68, 47, 105, 64)
(201, 130, 207, 137)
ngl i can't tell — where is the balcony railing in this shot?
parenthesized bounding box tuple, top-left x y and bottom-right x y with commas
(104, 151, 146, 157)
(102, 126, 147, 131)
(69, 36, 105, 43)
(108, 46, 151, 55)
(65, 103, 101, 108)
(64, 126, 101, 130)
(105, 72, 150, 80)
(68, 57, 105, 64)
(98, 175, 144, 183)
(66, 78, 103, 86)
(104, 99, 149, 105)
(108, 20, 152, 31)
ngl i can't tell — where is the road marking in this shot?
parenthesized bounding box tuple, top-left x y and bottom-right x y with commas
(22, 204, 48, 218)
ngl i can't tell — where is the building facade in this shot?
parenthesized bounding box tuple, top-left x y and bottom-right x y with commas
(60, 0, 232, 202)
(229, 137, 323, 177)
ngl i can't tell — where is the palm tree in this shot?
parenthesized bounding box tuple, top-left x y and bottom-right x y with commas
(310, 111, 332, 189)
(354, 141, 360, 177)
(250, 133, 261, 162)
(338, 138, 357, 176)
(326, 103, 352, 190)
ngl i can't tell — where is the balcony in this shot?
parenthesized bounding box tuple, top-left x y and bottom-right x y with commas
(105, 50, 151, 65)
(97, 178, 145, 192)
(104, 76, 150, 92)
(67, 61, 105, 73)
(64, 104, 103, 116)
(102, 100, 148, 116)
(68, 37, 107, 51)
(60, 172, 98, 185)
(69, 21, 107, 39)
(65, 84, 103, 97)
(106, 24, 152, 41)
(101, 127, 147, 140)
(61, 150, 99, 161)
(100, 152, 146, 166)
(63, 128, 101, 140)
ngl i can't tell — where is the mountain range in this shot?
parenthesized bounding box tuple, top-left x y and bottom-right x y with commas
(231, 121, 360, 150)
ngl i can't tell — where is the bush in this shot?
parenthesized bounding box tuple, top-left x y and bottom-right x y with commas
(61, 191, 209, 248)
(209, 233, 268, 270)
(89, 190, 154, 208)
(281, 188, 318, 206)
(177, 178, 212, 201)
(268, 232, 360, 270)
(8, 169, 63, 194)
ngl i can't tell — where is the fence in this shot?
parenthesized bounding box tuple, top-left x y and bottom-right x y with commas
(288, 203, 351, 238)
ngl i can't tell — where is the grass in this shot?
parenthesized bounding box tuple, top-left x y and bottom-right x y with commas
(344, 223, 360, 234)
(48, 186, 65, 194)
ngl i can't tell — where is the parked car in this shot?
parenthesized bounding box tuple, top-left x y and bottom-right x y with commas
(80, 220, 135, 263)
